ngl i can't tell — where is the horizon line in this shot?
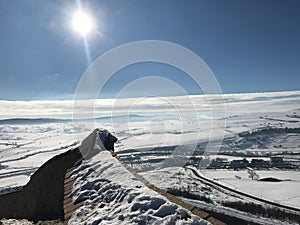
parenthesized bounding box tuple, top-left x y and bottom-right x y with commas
(1, 89, 300, 102)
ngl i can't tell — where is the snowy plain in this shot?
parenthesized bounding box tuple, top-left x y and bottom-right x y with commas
(0, 91, 299, 223)
(201, 169, 300, 208)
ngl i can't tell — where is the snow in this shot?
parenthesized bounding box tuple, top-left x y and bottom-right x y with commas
(0, 123, 89, 192)
(202, 169, 300, 208)
(68, 139, 209, 225)
(0, 219, 34, 225)
(139, 167, 299, 224)
(0, 90, 299, 222)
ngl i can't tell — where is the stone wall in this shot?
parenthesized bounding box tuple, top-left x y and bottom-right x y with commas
(0, 148, 83, 221)
(0, 128, 117, 222)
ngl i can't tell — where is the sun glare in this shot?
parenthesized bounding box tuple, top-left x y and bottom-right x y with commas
(72, 11, 94, 36)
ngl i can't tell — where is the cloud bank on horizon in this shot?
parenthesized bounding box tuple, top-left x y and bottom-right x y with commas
(0, 90, 299, 119)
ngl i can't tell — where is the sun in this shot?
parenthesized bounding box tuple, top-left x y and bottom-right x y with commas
(72, 11, 94, 36)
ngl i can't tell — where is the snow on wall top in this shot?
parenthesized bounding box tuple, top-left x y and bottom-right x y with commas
(69, 146, 209, 225)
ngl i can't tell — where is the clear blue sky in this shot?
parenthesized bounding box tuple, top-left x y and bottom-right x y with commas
(0, 0, 299, 100)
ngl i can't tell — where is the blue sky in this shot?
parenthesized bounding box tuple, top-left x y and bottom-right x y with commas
(0, 0, 299, 100)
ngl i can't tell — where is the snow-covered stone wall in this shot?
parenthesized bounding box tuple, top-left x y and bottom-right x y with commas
(68, 131, 210, 225)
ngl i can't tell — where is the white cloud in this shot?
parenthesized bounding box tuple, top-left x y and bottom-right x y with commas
(0, 90, 299, 119)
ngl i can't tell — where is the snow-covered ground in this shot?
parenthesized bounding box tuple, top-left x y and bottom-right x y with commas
(0, 90, 299, 215)
(0, 123, 89, 193)
(140, 167, 299, 224)
(202, 169, 300, 208)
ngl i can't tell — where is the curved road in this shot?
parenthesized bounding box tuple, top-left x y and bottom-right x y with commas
(186, 166, 300, 214)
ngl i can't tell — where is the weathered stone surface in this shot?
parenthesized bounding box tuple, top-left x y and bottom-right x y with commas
(0, 129, 118, 222)
(0, 148, 83, 221)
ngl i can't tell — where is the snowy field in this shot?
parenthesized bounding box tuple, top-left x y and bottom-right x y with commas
(0, 90, 299, 211)
(0, 123, 87, 193)
(201, 169, 300, 208)
(139, 167, 299, 225)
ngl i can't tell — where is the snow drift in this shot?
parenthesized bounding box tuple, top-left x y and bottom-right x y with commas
(68, 129, 209, 225)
